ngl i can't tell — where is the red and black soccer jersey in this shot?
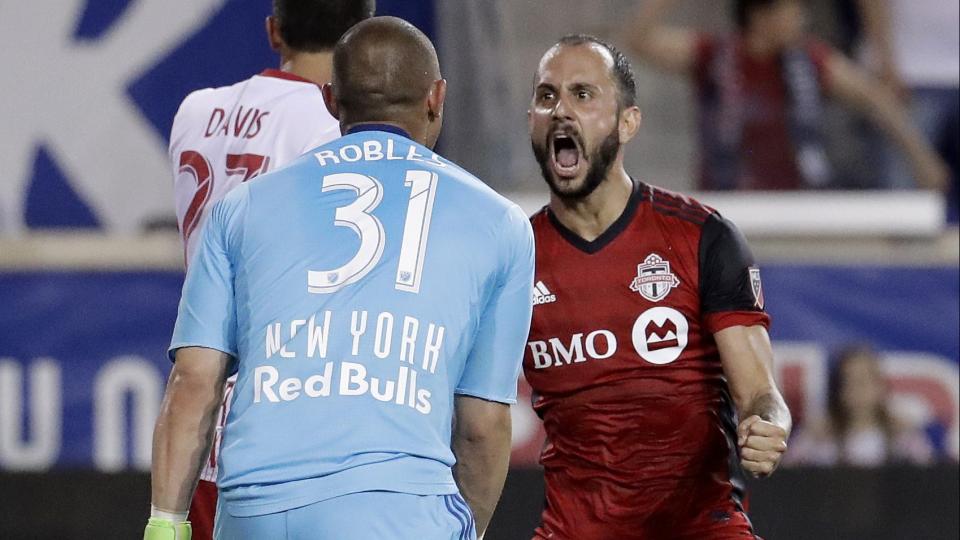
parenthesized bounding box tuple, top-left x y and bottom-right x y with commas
(524, 179, 769, 540)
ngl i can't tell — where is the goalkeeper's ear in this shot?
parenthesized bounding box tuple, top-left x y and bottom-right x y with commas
(144, 517, 191, 540)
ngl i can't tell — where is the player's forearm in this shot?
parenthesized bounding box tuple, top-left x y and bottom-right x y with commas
(741, 391, 792, 436)
(452, 436, 511, 535)
(868, 95, 946, 189)
(451, 408, 512, 536)
(855, 0, 897, 77)
(151, 366, 225, 512)
(833, 59, 945, 189)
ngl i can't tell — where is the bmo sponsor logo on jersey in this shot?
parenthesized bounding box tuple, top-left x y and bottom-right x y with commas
(631, 307, 689, 365)
(527, 330, 617, 369)
(528, 307, 690, 369)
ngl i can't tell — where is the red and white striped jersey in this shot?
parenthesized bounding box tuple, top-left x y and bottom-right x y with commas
(170, 69, 340, 263)
(169, 69, 339, 483)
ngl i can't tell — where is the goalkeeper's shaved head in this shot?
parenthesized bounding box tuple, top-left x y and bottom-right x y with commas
(322, 16, 446, 148)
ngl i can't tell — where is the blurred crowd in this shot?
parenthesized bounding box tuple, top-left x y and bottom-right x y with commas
(0, 0, 957, 233)
(621, 0, 957, 212)
(785, 345, 945, 467)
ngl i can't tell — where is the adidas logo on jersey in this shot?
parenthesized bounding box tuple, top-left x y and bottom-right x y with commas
(532, 281, 557, 305)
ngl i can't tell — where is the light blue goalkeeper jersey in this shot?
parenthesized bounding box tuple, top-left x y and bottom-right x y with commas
(169, 125, 534, 517)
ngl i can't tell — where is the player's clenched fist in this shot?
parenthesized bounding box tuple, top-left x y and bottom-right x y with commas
(737, 415, 788, 477)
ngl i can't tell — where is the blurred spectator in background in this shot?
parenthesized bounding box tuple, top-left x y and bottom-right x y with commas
(623, 0, 948, 192)
(855, 0, 959, 220)
(786, 345, 934, 467)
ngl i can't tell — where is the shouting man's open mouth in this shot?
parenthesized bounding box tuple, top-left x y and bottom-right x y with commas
(550, 130, 584, 179)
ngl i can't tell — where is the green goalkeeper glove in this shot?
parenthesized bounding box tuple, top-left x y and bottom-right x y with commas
(143, 517, 192, 540)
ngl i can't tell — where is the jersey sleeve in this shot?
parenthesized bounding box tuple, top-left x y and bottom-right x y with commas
(168, 186, 248, 366)
(168, 89, 206, 166)
(699, 212, 770, 333)
(456, 204, 535, 404)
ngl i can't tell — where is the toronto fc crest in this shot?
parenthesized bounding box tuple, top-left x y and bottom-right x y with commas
(629, 253, 680, 302)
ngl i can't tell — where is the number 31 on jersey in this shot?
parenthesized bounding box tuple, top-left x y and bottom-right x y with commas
(307, 170, 438, 295)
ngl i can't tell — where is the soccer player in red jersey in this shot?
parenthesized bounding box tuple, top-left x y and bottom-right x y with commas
(523, 35, 791, 539)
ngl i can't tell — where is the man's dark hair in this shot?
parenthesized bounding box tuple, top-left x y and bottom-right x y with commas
(555, 34, 637, 109)
(273, 0, 376, 52)
(734, 0, 780, 29)
(332, 16, 440, 125)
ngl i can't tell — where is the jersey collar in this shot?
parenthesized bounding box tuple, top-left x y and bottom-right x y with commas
(547, 177, 645, 255)
(258, 69, 316, 85)
(346, 123, 412, 140)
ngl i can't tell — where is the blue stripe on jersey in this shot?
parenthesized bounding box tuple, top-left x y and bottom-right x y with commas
(451, 494, 475, 538)
(443, 495, 468, 540)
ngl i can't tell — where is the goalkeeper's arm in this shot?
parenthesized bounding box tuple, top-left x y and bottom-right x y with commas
(145, 347, 231, 540)
(451, 395, 513, 538)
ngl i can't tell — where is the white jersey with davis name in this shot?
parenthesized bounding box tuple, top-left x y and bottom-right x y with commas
(169, 126, 535, 517)
(169, 69, 339, 484)
(170, 69, 339, 263)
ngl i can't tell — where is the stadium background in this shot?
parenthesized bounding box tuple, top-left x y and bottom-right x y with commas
(0, 1, 956, 538)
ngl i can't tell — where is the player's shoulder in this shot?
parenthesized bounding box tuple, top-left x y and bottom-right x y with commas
(343, 130, 518, 215)
(244, 72, 327, 119)
(438, 153, 526, 225)
(175, 78, 245, 117)
(247, 149, 317, 190)
(201, 182, 251, 251)
(404, 145, 529, 241)
(436, 153, 505, 200)
(640, 181, 716, 227)
(215, 180, 252, 216)
(174, 73, 322, 121)
(171, 78, 250, 136)
(639, 182, 751, 248)
(171, 88, 210, 132)
(528, 205, 551, 229)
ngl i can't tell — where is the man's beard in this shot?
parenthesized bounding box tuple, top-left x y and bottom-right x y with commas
(532, 125, 621, 201)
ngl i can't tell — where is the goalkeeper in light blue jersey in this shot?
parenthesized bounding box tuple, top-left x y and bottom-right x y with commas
(146, 16, 534, 540)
